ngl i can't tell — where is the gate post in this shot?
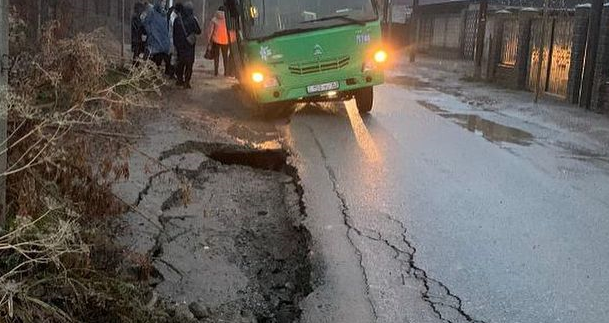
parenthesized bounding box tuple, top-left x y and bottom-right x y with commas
(568, 4, 591, 105)
(516, 8, 537, 90)
(580, 0, 603, 108)
(591, 4, 609, 112)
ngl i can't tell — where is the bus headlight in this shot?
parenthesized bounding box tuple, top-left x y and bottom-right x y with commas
(374, 50, 388, 63)
(252, 72, 265, 83)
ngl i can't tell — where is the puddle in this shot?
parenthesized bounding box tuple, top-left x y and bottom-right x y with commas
(415, 100, 533, 145)
(440, 114, 534, 146)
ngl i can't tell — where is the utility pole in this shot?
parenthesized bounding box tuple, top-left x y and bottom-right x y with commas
(474, 0, 488, 79)
(534, 0, 550, 103)
(0, 0, 9, 228)
(580, 0, 603, 108)
(409, 0, 419, 62)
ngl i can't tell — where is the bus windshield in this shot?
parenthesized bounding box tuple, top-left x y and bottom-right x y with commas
(242, 0, 378, 40)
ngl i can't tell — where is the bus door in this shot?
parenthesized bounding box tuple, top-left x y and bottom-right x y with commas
(224, 0, 246, 81)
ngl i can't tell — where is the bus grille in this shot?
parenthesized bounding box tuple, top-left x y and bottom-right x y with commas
(289, 56, 350, 75)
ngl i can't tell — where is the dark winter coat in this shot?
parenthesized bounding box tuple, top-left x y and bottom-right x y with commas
(131, 3, 146, 50)
(173, 6, 201, 60)
(131, 15, 146, 49)
(142, 1, 171, 55)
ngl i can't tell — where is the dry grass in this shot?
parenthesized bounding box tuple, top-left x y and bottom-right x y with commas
(0, 19, 177, 323)
(3, 21, 164, 219)
(0, 203, 169, 323)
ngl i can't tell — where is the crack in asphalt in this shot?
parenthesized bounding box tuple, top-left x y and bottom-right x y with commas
(308, 126, 380, 320)
(134, 169, 170, 207)
(306, 124, 485, 323)
(134, 159, 202, 269)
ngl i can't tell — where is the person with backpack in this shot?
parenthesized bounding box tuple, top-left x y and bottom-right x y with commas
(173, 2, 201, 88)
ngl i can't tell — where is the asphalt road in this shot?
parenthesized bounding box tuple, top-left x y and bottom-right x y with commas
(286, 84, 609, 323)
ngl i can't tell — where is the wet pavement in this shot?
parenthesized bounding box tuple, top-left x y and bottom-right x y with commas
(286, 84, 609, 323)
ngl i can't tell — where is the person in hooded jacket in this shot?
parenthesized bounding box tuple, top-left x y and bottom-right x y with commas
(208, 6, 230, 77)
(131, 1, 147, 65)
(141, 0, 171, 72)
(173, 2, 201, 88)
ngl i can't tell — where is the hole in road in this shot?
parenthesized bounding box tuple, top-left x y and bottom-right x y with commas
(160, 141, 288, 171)
(440, 113, 533, 146)
(158, 141, 312, 322)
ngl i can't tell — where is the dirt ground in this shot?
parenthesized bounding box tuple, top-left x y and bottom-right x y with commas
(112, 65, 311, 323)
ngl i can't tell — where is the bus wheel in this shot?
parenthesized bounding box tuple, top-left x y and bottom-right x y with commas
(355, 87, 374, 114)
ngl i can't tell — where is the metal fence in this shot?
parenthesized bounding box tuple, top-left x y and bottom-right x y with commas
(500, 19, 519, 66)
(463, 9, 478, 60)
(527, 16, 574, 98)
(10, 0, 211, 58)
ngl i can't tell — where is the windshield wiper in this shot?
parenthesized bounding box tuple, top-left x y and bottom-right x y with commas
(300, 14, 366, 26)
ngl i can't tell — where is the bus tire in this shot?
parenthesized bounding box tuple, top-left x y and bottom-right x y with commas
(355, 87, 374, 114)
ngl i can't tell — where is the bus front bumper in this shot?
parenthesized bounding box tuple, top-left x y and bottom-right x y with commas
(251, 71, 384, 105)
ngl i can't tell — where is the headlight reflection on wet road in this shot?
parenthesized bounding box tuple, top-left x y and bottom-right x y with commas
(344, 100, 381, 164)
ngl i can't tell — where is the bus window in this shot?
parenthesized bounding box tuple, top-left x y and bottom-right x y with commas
(243, 0, 377, 40)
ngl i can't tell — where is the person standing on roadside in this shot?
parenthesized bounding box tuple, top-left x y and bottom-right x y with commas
(173, 2, 201, 88)
(208, 6, 230, 77)
(167, 3, 180, 78)
(142, 0, 171, 72)
(131, 1, 147, 65)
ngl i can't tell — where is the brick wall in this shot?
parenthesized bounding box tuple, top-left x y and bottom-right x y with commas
(494, 64, 519, 88)
(486, 12, 529, 90)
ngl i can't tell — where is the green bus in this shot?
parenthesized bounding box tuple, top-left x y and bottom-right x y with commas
(223, 0, 389, 114)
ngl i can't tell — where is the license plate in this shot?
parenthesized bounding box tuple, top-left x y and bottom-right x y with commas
(307, 81, 339, 94)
